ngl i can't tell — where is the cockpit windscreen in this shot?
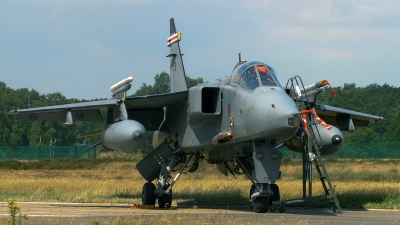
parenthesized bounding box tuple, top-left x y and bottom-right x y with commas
(239, 66, 259, 90)
(232, 61, 282, 90)
(258, 65, 282, 87)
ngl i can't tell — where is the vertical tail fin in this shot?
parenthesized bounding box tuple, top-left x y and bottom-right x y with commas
(167, 18, 188, 93)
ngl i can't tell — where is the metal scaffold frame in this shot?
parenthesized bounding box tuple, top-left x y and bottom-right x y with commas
(282, 76, 342, 213)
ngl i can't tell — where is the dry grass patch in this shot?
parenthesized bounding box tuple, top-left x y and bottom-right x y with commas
(0, 158, 399, 209)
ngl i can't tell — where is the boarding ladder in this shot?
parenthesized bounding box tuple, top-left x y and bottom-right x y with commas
(284, 76, 342, 213)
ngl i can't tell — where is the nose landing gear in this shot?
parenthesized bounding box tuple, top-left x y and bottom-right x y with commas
(249, 183, 285, 213)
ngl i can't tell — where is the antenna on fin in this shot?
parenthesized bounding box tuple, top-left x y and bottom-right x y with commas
(238, 52, 241, 62)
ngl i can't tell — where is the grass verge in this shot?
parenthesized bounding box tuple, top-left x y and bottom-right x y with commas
(0, 158, 399, 209)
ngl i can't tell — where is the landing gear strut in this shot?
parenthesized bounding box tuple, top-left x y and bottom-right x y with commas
(158, 187, 172, 208)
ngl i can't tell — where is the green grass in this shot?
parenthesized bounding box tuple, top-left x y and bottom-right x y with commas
(0, 157, 139, 170)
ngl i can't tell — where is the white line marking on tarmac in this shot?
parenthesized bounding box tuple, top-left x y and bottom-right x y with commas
(367, 209, 399, 212)
(0, 214, 79, 217)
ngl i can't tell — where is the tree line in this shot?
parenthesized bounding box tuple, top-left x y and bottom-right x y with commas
(317, 83, 400, 142)
(0, 72, 399, 155)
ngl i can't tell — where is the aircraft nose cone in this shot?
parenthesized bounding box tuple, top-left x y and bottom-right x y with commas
(257, 89, 301, 140)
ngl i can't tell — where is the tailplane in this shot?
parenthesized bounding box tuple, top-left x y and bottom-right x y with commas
(167, 18, 188, 93)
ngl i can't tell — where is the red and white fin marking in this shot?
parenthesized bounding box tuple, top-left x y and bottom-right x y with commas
(167, 32, 181, 46)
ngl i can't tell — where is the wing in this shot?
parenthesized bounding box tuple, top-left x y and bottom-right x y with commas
(8, 99, 119, 122)
(8, 91, 188, 131)
(314, 104, 384, 130)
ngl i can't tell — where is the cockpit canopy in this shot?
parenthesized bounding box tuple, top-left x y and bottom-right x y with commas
(231, 61, 282, 90)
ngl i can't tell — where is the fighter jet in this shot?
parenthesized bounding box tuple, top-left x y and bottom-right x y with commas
(9, 18, 383, 213)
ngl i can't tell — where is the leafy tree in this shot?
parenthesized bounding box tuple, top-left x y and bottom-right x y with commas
(344, 128, 380, 142)
(28, 122, 43, 146)
(133, 71, 170, 96)
(187, 76, 204, 88)
(132, 71, 204, 97)
(9, 121, 29, 146)
(384, 112, 400, 141)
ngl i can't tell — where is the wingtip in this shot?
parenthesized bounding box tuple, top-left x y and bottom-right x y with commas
(7, 110, 17, 116)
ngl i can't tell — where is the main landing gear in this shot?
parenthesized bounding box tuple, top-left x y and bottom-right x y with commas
(142, 182, 173, 208)
(140, 153, 195, 209)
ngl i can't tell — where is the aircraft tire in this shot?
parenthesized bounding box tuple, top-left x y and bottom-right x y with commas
(142, 182, 156, 205)
(269, 184, 280, 206)
(158, 189, 172, 209)
(253, 197, 268, 213)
